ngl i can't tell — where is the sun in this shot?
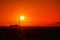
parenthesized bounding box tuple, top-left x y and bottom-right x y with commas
(20, 16, 25, 21)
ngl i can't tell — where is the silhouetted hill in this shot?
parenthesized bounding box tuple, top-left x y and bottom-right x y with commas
(54, 21, 60, 26)
(9, 24, 20, 28)
(47, 22, 60, 26)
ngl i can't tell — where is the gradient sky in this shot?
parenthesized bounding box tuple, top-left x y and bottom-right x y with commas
(0, 0, 60, 26)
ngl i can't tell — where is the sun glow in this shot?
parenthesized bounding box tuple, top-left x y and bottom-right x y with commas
(20, 16, 25, 21)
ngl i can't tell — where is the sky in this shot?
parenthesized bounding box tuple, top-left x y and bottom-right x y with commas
(0, 0, 60, 26)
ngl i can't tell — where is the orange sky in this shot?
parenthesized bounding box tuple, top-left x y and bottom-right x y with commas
(0, 0, 60, 26)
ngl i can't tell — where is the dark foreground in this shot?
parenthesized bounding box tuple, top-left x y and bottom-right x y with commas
(0, 26, 60, 40)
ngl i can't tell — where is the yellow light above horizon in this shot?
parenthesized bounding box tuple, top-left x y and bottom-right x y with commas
(20, 16, 25, 21)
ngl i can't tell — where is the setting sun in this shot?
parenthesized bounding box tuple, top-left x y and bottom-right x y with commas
(0, 0, 59, 26)
(20, 16, 25, 21)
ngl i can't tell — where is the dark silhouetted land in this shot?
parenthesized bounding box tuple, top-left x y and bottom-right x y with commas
(0, 26, 60, 40)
